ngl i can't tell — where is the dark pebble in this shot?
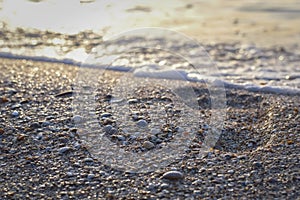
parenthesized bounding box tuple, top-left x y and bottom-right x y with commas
(161, 171, 184, 180)
(103, 125, 117, 134)
(30, 122, 41, 129)
(128, 99, 138, 104)
(101, 112, 112, 118)
(253, 161, 263, 168)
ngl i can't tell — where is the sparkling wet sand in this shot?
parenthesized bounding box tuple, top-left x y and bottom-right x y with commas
(0, 57, 299, 199)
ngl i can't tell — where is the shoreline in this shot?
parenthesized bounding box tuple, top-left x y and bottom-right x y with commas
(0, 44, 300, 95)
(0, 57, 299, 199)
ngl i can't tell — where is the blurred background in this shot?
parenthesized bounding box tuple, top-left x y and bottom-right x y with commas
(0, 0, 300, 47)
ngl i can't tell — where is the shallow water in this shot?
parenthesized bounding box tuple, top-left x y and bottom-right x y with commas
(1, 0, 300, 45)
(0, 0, 299, 93)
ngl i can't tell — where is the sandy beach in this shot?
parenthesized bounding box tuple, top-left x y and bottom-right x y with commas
(0, 57, 299, 199)
(0, 0, 299, 199)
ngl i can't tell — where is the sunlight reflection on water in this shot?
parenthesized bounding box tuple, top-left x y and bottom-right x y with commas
(0, 0, 300, 47)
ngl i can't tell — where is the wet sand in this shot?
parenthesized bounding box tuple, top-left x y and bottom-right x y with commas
(0, 57, 299, 199)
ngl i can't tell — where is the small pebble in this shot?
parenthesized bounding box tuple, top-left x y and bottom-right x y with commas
(73, 142, 81, 149)
(117, 135, 126, 141)
(72, 115, 83, 123)
(161, 96, 171, 101)
(41, 121, 51, 127)
(110, 97, 123, 103)
(176, 126, 184, 133)
(99, 171, 107, 176)
(11, 111, 19, 117)
(192, 180, 201, 185)
(55, 90, 73, 98)
(161, 171, 184, 180)
(101, 112, 112, 118)
(133, 132, 141, 137)
(146, 100, 153, 105)
(0, 96, 9, 103)
(105, 94, 112, 99)
(30, 122, 41, 129)
(36, 133, 43, 140)
(150, 128, 160, 135)
(45, 147, 52, 152)
(103, 125, 112, 132)
(67, 172, 73, 177)
(11, 104, 21, 109)
(128, 98, 138, 104)
(253, 161, 263, 168)
(237, 155, 247, 160)
(87, 174, 95, 179)
(155, 138, 162, 144)
(129, 135, 137, 140)
(83, 158, 94, 163)
(58, 146, 71, 154)
(103, 125, 117, 134)
(143, 141, 155, 149)
(146, 183, 156, 191)
(165, 103, 173, 109)
(149, 135, 157, 142)
(131, 114, 139, 121)
(160, 183, 169, 189)
(8, 88, 17, 94)
(223, 153, 233, 160)
(137, 119, 148, 127)
(45, 115, 55, 120)
(193, 190, 201, 195)
(24, 116, 32, 120)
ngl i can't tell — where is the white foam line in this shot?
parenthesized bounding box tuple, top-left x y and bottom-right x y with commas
(134, 67, 188, 80)
(0, 52, 82, 66)
(0, 51, 132, 72)
(0, 52, 299, 95)
(135, 68, 300, 95)
(213, 79, 300, 95)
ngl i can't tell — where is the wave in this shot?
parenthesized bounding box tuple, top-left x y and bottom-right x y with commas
(0, 51, 299, 95)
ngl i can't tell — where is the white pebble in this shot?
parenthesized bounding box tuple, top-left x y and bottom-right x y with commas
(67, 172, 73, 177)
(58, 146, 71, 154)
(137, 119, 148, 127)
(83, 158, 94, 163)
(11, 111, 19, 117)
(72, 115, 83, 123)
(11, 104, 21, 109)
